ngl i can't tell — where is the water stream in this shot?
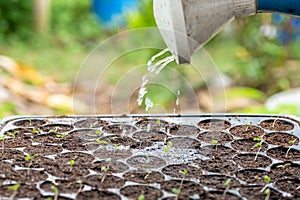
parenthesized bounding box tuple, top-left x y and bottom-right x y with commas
(137, 48, 176, 112)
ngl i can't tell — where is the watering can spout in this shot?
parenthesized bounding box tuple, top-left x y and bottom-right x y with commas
(154, 0, 300, 64)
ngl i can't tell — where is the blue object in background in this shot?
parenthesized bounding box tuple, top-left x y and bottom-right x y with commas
(272, 14, 300, 44)
(257, 0, 300, 16)
(92, 0, 139, 27)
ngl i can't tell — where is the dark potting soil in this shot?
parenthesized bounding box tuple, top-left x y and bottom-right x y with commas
(168, 137, 201, 149)
(260, 119, 294, 131)
(169, 125, 200, 136)
(0, 184, 41, 198)
(233, 154, 272, 168)
(83, 174, 125, 189)
(195, 158, 238, 175)
(198, 174, 240, 190)
(126, 155, 167, 170)
(38, 124, 74, 133)
(198, 145, 237, 159)
(120, 185, 163, 200)
(40, 180, 82, 194)
(93, 148, 133, 160)
(135, 118, 171, 131)
(91, 160, 129, 174)
(132, 131, 167, 142)
(161, 180, 205, 198)
(13, 119, 47, 127)
(162, 163, 202, 179)
(231, 138, 268, 153)
(0, 149, 24, 161)
(267, 147, 300, 161)
(123, 170, 165, 183)
(205, 191, 241, 200)
(270, 162, 300, 180)
(74, 118, 108, 129)
(77, 190, 120, 200)
(102, 124, 137, 135)
(230, 125, 265, 139)
(275, 179, 300, 197)
(239, 186, 285, 200)
(5, 169, 48, 183)
(197, 119, 231, 130)
(24, 144, 63, 156)
(197, 131, 233, 144)
(264, 132, 299, 147)
(236, 169, 270, 185)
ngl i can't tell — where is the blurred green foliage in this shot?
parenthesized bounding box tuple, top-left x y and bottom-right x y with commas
(0, 0, 33, 41)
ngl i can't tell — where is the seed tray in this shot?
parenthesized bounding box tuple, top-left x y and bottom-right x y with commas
(0, 114, 300, 199)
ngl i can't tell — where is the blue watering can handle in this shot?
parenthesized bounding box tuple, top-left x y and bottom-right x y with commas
(257, 0, 300, 16)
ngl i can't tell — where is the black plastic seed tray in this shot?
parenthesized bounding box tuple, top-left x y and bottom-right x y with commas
(0, 114, 300, 199)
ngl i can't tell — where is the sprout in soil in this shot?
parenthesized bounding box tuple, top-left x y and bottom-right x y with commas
(101, 158, 112, 182)
(95, 139, 109, 145)
(164, 141, 173, 153)
(156, 119, 161, 125)
(276, 163, 291, 169)
(172, 169, 188, 200)
(286, 139, 297, 158)
(253, 136, 264, 161)
(89, 122, 98, 128)
(25, 153, 39, 175)
(260, 175, 271, 200)
(51, 186, 59, 200)
(144, 169, 152, 180)
(69, 159, 75, 171)
(32, 128, 40, 135)
(8, 183, 21, 199)
(95, 130, 103, 136)
(0, 135, 7, 154)
(138, 194, 145, 200)
(245, 123, 250, 131)
(56, 132, 68, 139)
(223, 178, 231, 197)
(210, 139, 219, 150)
(76, 179, 83, 194)
(6, 130, 19, 141)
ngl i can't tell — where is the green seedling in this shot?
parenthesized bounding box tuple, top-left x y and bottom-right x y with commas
(101, 158, 112, 182)
(172, 169, 188, 200)
(8, 183, 21, 199)
(32, 128, 39, 134)
(276, 163, 291, 169)
(51, 186, 59, 200)
(95, 139, 109, 145)
(69, 159, 75, 166)
(144, 169, 152, 180)
(156, 119, 161, 125)
(0, 135, 6, 154)
(164, 141, 173, 153)
(89, 122, 98, 128)
(56, 132, 68, 139)
(114, 143, 121, 147)
(210, 139, 219, 150)
(245, 123, 250, 131)
(6, 130, 19, 141)
(138, 194, 145, 200)
(94, 130, 103, 136)
(76, 179, 83, 194)
(286, 139, 297, 158)
(223, 178, 231, 197)
(260, 175, 271, 200)
(25, 153, 39, 175)
(253, 136, 264, 161)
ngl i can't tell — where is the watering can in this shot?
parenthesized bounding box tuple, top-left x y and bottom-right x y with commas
(153, 0, 300, 64)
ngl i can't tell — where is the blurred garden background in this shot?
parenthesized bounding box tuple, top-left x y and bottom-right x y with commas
(0, 0, 300, 117)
